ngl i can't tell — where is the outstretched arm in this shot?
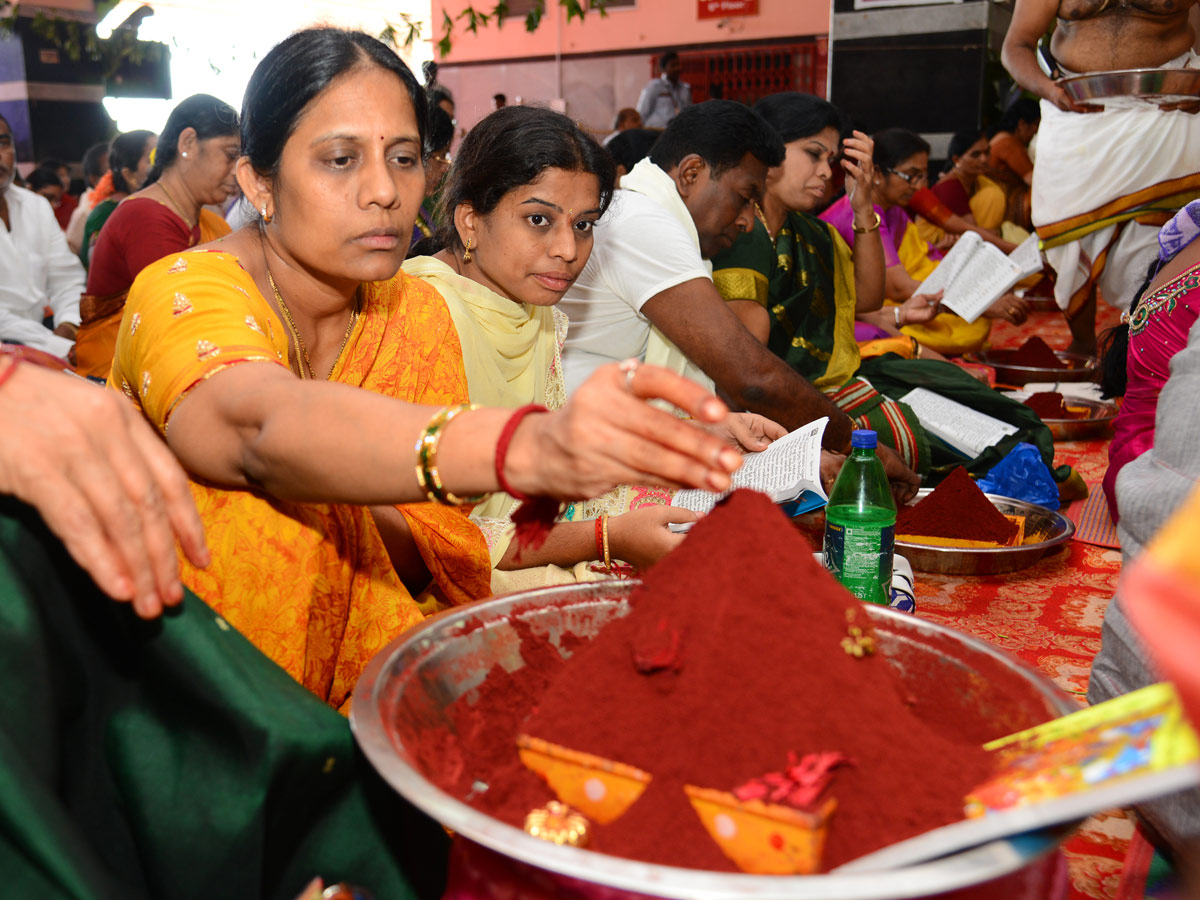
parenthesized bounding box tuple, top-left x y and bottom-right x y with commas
(641, 278, 854, 450)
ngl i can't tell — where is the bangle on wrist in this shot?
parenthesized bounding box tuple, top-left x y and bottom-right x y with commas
(893, 305, 902, 328)
(0, 355, 18, 391)
(494, 403, 551, 501)
(852, 211, 882, 234)
(601, 514, 612, 573)
(414, 403, 485, 506)
(594, 516, 605, 564)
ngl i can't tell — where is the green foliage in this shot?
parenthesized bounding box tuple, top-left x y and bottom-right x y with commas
(0, 2, 164, 81)
(386, 0, 610, 59)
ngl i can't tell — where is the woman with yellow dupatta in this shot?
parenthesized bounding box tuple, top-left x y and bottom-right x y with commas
(406, 105, 784, 593)
(108, 29, 746, 711)
(78, 94, 239, 378)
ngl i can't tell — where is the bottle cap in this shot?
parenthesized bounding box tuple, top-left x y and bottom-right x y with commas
(850, 429, 877, 449)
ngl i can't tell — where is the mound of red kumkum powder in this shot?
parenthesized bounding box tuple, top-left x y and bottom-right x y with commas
(1024, 391, 1086, 420)
(896, 466, 1020, 545)
(511, 490, 995, 871)
(1008, 335, 1067, 369)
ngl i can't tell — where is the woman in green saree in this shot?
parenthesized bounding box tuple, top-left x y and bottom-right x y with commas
(713, 92, 1065, 484)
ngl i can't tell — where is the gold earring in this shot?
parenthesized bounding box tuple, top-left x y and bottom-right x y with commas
(463, 237, 473, 264)
(261, 204, 272, 224)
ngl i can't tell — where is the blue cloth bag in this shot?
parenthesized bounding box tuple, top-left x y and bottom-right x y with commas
(976, 442, 1060, 510)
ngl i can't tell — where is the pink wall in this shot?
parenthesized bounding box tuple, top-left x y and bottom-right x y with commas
(435, 51, 660, 138)
(432, 0, 828, 64)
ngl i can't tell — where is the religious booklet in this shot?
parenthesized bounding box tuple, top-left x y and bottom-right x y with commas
(915, 231, 1044, 324)
(837, 682, 1200, 872)
(668, 416, 828, 531)
(897, 387, 1019, 458)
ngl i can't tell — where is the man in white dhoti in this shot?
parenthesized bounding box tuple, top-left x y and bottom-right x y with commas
(0, 114, 85, 358)
(1002, 0, 1200, 354)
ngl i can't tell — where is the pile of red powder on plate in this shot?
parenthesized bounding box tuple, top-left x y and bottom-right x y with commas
(895, 466, 1020, 545)
(1023, 391, 1087, 420)
(416, 490, 997, 872)
(1008, 336, 1067, 369)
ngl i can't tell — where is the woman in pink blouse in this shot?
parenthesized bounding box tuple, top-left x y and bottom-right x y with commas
(1102, 201, 1200, 522)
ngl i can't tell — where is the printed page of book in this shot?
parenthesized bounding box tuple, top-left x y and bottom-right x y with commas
(914, 230, 981, 299)
(939, 242, 1024, 324)
(671, 417, 828, 524)
(1009, 232, 1044, 279)
(899, 388, 1018, 457)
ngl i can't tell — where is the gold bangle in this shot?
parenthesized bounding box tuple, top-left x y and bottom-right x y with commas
(601, 514, 612, 573)
(852, 211, 882, 234)
(414, 403, 485, 505)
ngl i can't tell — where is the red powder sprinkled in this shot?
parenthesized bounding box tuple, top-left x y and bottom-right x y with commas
(1024, 391, 1087, 420)
(1008, 336, 1067, 369)
(416, 490, 999, 872)
(895, 466, 1020, 545)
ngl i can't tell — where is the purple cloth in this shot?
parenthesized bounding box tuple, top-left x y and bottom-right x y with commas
(410, 206, 435, 251)
(1158, 200, 1200, 263)
(855, 321, 891, 342)
(819, 196, 919, 269)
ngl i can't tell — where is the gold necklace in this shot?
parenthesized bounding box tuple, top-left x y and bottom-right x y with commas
(155, 179, 196, 230)
(266, 269, 359, 380)
(753, 201, 779, 243)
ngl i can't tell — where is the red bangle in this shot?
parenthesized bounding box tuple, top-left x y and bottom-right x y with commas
(494, 403, 549, 501)
(0, 355, 19, 392)
(594, 516, 605, 562)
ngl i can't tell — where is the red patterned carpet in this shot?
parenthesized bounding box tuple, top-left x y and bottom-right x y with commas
(913, 298, 1131, 899)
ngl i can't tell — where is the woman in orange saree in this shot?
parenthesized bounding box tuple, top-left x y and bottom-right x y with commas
(112, 249, 493, 711)
(106, 29, 743, 713)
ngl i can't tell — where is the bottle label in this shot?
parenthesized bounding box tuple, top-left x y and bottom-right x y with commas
(823, 521, 895, 605)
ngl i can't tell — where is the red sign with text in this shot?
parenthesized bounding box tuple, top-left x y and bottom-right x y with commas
(698, 0, 759, 19)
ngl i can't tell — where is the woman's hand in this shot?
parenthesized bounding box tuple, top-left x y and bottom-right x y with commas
(896, 291, 942, 327)
(609, 505, 699, 570)
(821, 446, 919, 503)
(983, 293, 1030, 325)
(875, 443, 921, 504)
(842, 130, 876, 219)
(0, 362, 209, 617)
(503, 362, 743, 500)
(932, 233, 959, 253)
(708, 412, 788, 453)
(820, 449, 846, 495)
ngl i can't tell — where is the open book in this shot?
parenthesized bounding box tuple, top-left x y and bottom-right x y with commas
(916, 231, 1044, 324)
(837, 683, 1200, 872)
(898, 388, 1018, 458)
(669, 417, 828, 530)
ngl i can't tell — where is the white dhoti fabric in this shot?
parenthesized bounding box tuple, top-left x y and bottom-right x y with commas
(1032, 51, 1200, 314)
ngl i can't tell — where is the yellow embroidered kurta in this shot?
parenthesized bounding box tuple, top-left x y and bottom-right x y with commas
(109, 250, 492, 712)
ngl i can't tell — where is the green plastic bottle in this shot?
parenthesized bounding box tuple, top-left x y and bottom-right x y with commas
(823, 429, 897, 605)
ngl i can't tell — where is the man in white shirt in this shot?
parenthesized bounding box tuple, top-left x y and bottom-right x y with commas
(561, 101, 918, 493)
(0, 114, 85, 358)
(635, 52, 692, 130)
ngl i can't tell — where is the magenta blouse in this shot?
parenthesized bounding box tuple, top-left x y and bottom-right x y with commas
(1104, 261, 1200, 521)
